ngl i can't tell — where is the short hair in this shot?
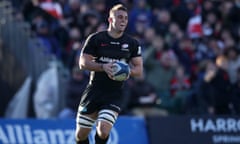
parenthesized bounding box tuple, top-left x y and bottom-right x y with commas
(109, 4, 127, 17)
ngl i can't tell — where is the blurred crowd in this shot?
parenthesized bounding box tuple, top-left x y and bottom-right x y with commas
(2, 0, 240, 118)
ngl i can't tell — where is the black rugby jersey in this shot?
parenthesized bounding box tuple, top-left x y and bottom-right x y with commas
(82, 31, 142, 88)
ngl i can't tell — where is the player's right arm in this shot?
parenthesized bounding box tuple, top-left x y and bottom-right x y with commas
(79, 53, 113, 75)
(79, 33, 114, 75)
(79, 53, 103, 71)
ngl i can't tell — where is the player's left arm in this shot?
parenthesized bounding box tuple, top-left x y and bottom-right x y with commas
(129, 56, 143, 77)
(129, 39, 143, 77)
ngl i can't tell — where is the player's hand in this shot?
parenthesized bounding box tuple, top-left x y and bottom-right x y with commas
(102, 62, 115, 79)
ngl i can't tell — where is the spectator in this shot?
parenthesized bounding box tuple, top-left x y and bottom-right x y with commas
(225, 47, 240, 84)
(64, 0, 82, 27)
(91, 0, 108, 23)
(231, 67, 240, 114)
(65, 27, 83, 70)
(127, 74, 167, 117)
(153, 9, 171, 38)
(143, 35, 165, 68)
(220, 29, 236, 48)
(59, 66, 89, 118)
(170, 65, 191, 96)
(227, 0, 240, 40)
(171, 0, 198, 30)
(197, 56, 232, 115)
(141, 27, 157, 51)
(34, 17, 62, 59)
(128, 0, 153, 34)
(146, 50, 178, 93)
(145, 51, 178, 113)
(202, 0, 221, 36)
(33, 61, 64, 118)
(172, 36, 196, 75)
(170, 65, 191, 113)
(196, 59, 217, 114)
(166, 22, 184, 46)
(80, 10, 100, 38)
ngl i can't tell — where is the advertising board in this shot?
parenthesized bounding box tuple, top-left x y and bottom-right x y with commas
(147, 116, 240, 144)
(0, 116, 149, 144)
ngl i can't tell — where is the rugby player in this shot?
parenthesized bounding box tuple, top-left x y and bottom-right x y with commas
(76, 4, 143, 144)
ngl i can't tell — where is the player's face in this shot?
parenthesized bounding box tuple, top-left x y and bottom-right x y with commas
(111, 10, 128, 32)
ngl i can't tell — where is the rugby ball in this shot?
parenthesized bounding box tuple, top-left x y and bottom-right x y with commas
(111, 61, 130, 81)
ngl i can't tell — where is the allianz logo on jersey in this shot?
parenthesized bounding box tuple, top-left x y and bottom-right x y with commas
(99, 57, 127, 63)
(110, 41, 120, 45)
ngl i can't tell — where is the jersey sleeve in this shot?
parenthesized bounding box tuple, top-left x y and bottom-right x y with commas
(81, 33, 97, 56)
(131, 39, 142, 58)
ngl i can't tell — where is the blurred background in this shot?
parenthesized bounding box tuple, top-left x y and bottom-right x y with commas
(1, 0, 240, 144)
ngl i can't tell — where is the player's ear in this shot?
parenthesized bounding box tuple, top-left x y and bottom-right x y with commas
(108, 17, 113, 23)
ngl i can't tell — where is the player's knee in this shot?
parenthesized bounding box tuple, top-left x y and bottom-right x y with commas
(76, 114, 96, 141)
(96, 109, 118, 139)
(96, 121, 112, 139)
(75, 128, 89, 141)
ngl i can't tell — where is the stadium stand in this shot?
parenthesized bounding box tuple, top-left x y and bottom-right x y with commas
(1, 0, 240, 144)
(1, 0, 240, 117)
